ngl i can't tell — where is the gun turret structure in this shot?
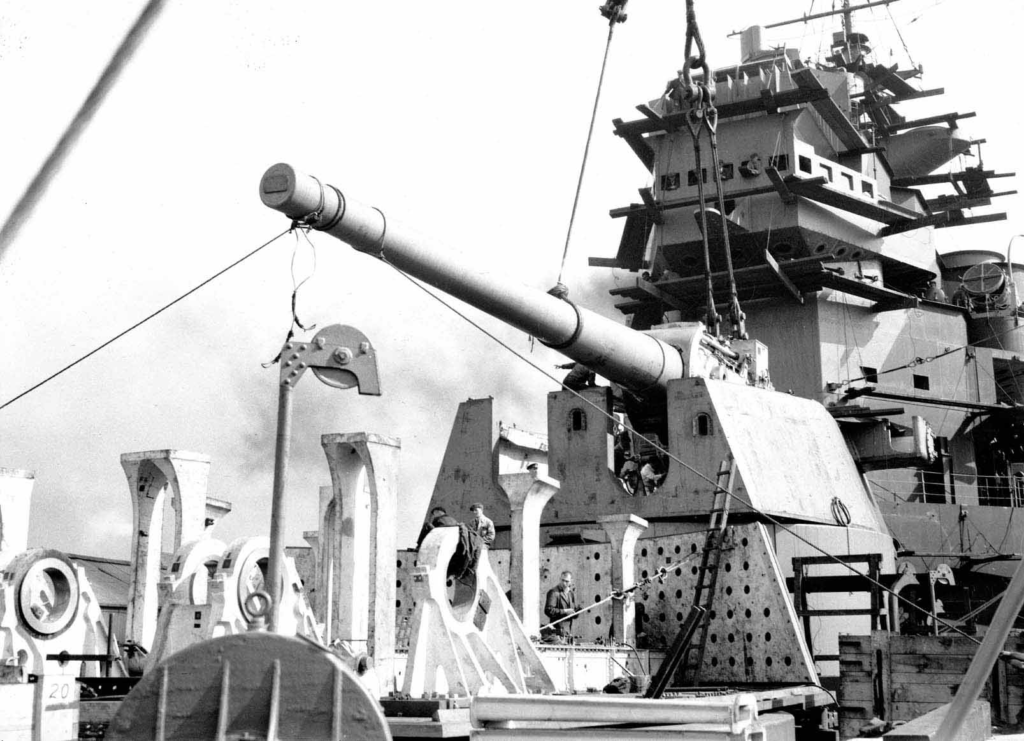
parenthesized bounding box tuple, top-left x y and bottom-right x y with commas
(259, 164, 755, 402)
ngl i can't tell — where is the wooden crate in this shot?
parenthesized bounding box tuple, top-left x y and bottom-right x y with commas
(839, 631, 1024, 738)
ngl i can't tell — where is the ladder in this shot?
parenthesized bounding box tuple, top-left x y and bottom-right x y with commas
(646, 457, 736, 697)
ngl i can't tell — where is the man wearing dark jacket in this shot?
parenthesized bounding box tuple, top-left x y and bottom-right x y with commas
(416, 506, 459, 550)
(415, 506, 481, 580)
(544, 571, 579, 643)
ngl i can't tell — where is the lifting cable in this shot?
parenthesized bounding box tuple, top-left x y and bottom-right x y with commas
(0, 228, 293, 412)
(667, 0, 747, 339)
(552, 1, 629, 296)
(379, 253, 984, 646)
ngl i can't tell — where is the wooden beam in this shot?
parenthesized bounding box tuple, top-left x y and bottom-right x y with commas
(765, 166, 796, 204)
(821, 271, 918, 306)
(828, 405, 906, 418)
(786, 179, 919, 224)
(638, 187, 664, 224)
(880, 210, 1006, 236)
(882, 111, 976, 135)
(892, 169, 1014, 188)
(630, 277, 689, 314)
(854, 88, 944, 105)
(860, 389, 1010, 412)
(763, 249, 803, 304)
(926, 190, 1017, 212)
(612, 117, 655, 172)
(791, 68, 869, 151)
(613, 88, 829, 138)
(609, 176, 827, 219)
(933, 211, 1007, 230)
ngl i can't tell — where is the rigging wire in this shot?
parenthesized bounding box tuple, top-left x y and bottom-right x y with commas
(376, 249, 984, 644)
(554, 4, 628, 291)
(545, 551, 701, 631)
(0, 228, 292, 412)
(262, 228, 320, 368)
(884, 2, 917, 69)
(835, 320, 1024, 390)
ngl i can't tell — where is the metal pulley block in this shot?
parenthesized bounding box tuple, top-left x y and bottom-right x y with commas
(279, 324, 381, 395)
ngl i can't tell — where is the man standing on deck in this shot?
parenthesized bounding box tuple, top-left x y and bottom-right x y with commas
(544, 571, 579, 643)
(469, 503, 495, 547)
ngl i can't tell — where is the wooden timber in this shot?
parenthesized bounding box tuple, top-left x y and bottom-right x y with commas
(837, 631, 1024, 739)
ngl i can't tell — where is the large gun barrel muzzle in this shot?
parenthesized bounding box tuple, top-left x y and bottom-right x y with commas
(260, 163, 687, 393)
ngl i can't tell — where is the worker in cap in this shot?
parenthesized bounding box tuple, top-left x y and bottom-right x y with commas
(468, 502, 495, 547)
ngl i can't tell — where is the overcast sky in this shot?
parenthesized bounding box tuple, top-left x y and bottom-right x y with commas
(1, 0, 1020, 558)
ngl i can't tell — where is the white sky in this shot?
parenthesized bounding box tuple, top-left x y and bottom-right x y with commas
(1, 0, 1021, 558)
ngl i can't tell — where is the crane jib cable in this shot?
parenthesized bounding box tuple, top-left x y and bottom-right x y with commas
(554, 1, 629, 290)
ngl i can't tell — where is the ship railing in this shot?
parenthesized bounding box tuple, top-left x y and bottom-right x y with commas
(864, 469, 1024, 508)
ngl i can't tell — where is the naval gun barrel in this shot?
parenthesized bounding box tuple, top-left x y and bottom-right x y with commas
(259, 164, 687, 394)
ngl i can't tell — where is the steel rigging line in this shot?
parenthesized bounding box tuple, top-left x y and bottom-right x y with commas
(552, 1, 629, 296)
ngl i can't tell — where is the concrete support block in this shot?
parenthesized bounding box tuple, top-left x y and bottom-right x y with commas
(321, 433, 399, 666)
(0, 468, 34, 557)
(121, 450, 211, 649)
(498, 471, 559, 637)
(597, 513, 649, 645)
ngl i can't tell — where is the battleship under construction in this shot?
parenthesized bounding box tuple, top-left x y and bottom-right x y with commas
(1, 0, 1023, 739)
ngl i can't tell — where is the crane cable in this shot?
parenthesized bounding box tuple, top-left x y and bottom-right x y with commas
(552, 1, 629, 297)
(665, 0, 747, 339)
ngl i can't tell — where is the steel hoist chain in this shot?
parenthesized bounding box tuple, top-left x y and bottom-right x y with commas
(666, 0, 748, 340)
(703, 107, 748, 340)
(683, 110, 721, 339)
